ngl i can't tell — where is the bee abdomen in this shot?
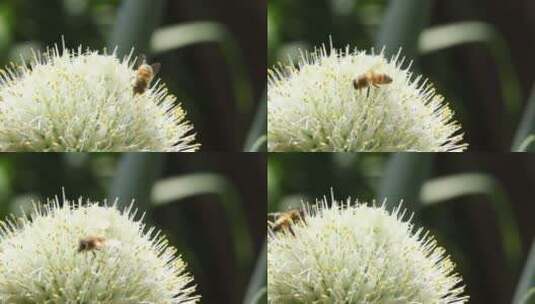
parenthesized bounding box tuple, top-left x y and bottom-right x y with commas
(377, 74, 392, 84)
(133, 81, 148, 95)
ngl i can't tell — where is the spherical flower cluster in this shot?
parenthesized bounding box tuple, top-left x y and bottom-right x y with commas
(268, 44, 467, 151)
(0, 44, 199, 151)
(268, 197, 468, 303)
(0, 196, 200, 303)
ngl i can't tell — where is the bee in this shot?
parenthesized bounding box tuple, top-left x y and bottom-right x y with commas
(133, 56, 161, 95)
(78, 236, 106, 253)
(268, 208, 306, 236)
(353, 70, 393, 91)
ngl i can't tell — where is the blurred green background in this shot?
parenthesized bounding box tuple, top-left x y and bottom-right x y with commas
(0, 0, 266, 151)
(269, 153, 535, 304)
(0, 153, 266, 304)
(268, 0, 535, 152)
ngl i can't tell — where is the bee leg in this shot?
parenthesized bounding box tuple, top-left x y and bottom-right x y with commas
(366, 87, 370, 98)
(288, 225, 295, 236)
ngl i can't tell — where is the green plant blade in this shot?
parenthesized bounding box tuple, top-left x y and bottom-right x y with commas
(515, 135, 535, 152)
(378, 154, 433, 212)
(151, 22, 253, 114)
(420, 173, 495, 203)
(247, 136, 267, 152)
(151, 173, 253, 268)
(513, 86, 535, 151)
(108, 0, 164, 56)
(151, 22, 229, 53)
(420, 173, 522, 272)
(376, 0, 432, 58)
(419, 21, 522, 126)
(151, 173, 229, 204)
(248, 287, 266, 304)
(374, 0, 433, 211)
(242, 241, 266, 304)
(244, 93, 266, 152)
(108, 153, 163, 211)
(519, 288, 535, 304)
(419, 22, 494, 53)
(513, 241, 535, 304)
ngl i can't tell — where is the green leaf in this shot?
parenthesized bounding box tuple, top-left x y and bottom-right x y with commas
(513, 241, 535, 304)
(520, 288, 535, 304)
(419, 22, 495, 53)
(0, 4, 13, 60)
(513, 86, 535, 151)
(248, 287, 266, 304)
(376, 0, 432, 58)
(515, 135, 535, 152)
(242, 241, 266, 304)
(108, 0, 164, 56)
(151, 173, 253, 268)
(378, 154, 433, 212)
(151, 22, 229, 53)
(374, 0, 438, 212)
(151, 22, 254, 114)
(420, 173, 522, 272)
(420, 173, 495, 203)
(0, 158, 11, 218)
(108, 153, 163, 211)
(247, 136, 267, 152)
(244, 93, 266, 152)
(419, 21, 522, 128)
(152, 173, 229, 204)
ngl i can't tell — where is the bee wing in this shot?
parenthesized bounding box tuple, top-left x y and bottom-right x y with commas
(268, 212, 281, 215)
(268, 212, 282, 219)
(357, 63, 376, 77)
(106, 239, 122, 249)
(268, 208, 301, 217)
(137, 54, 147, 66)
(365, 61, 387, 74)
(150, 62, 161, 76)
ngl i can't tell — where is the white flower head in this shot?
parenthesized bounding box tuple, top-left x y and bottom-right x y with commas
(268, 196, 468, 303)
(0, 196, 200, 303)
(268, 42, 467, 151)
(0, 43, 199, 151)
